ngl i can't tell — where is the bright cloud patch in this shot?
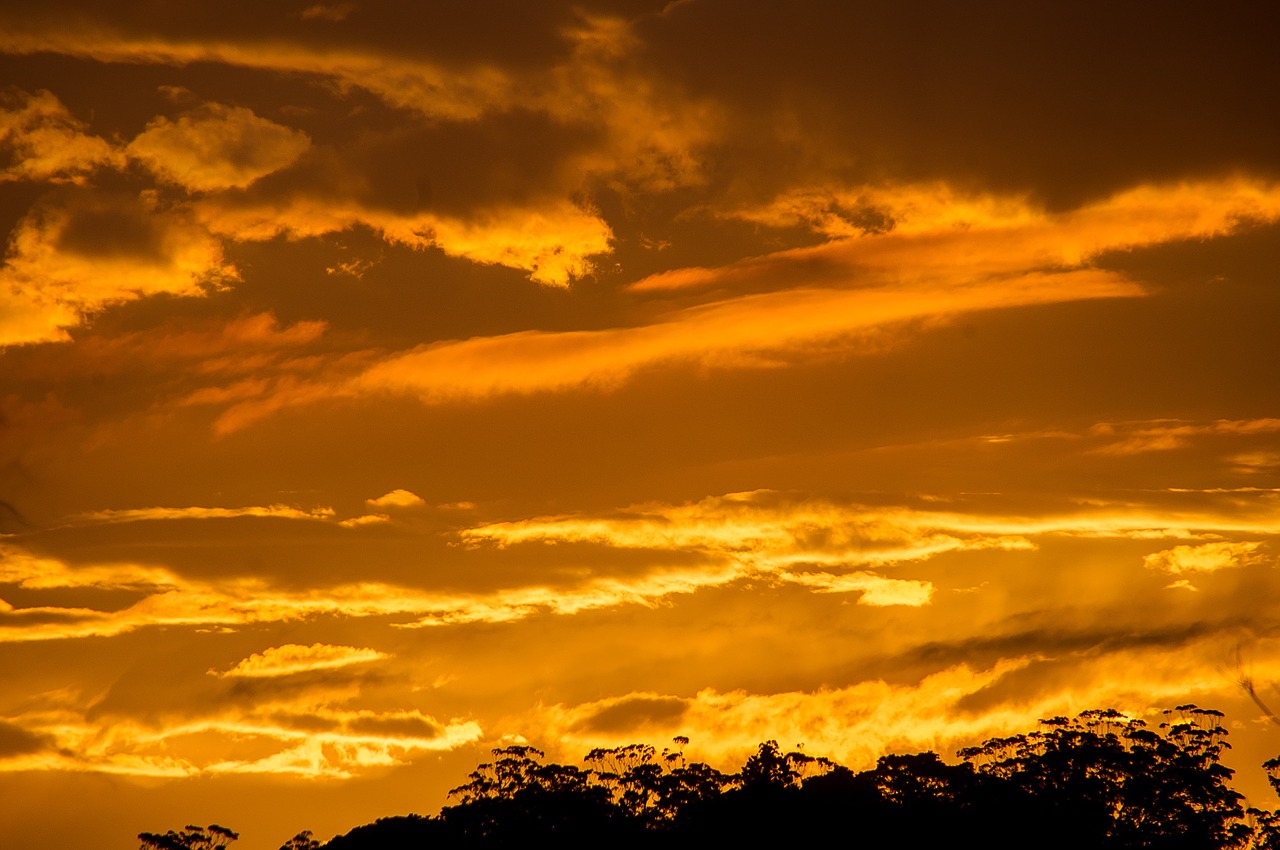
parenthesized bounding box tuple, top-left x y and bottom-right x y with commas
(196, 194, 611, 287)
(0, 192, 234, 346)
(782, 571, 934, 606)
(78, 504, 335, 524)
(0, 700, 482, 779)
(367, 489, 426, 508)
(1, 89, 121, 183)
(212, 643, 389, 678)
(1142, 541, 1263, 575)
(128, 103, 310, 191)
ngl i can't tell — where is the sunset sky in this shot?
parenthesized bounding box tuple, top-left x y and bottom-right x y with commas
(3, 2, 1280, 847)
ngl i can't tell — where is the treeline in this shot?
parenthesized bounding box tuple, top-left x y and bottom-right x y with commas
(144, 706, 1280, 850)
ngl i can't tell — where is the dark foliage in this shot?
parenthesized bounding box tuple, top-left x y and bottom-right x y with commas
(149, 705, 1280, 850)
(138, 824, 239, 850)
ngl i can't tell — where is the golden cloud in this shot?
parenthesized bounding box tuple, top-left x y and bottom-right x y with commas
(0, 13, 719, 191)
(76, 504, 336, 524)
(79, 312, 327, 372)
(0, 191, 235, 346)
(1142, 541, 1264, 576)
(196, 193, 611, 286)
(719, 178, 1280, 263)
(343, 269, 1136, 404)
(0, 543, 733, 642)
(457, 489, 1280, 606)
(533, 661, 1036, 769)
(211, 643, 390, 678)
(1089, 418, 1280, 456)
(530, 638, 1280, 772)
(127, 102, 311, 191)
(204, 177, 1280, 428)
(781, 571, 934, 607)
(0, 14, 717, 290)
(0, 702, 482, 778)
(5, 486, 1276, 645)
(0, 544, 177, 591)
(338, 514, 392, 528)
(0, 89, 122, 184)
(460, 491, 1036, 568)
(0, 28, 513, 122)
(366, 489, 426, 509)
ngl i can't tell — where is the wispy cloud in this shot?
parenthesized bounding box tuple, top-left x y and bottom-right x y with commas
(210, 643, 390, 678)
(75, 504, 336, 524)
(528, 637, 1280, 771)
(1089, 418, 1280, 456)
(0, 702, 481, 778)
(203, 177, 1280, 430)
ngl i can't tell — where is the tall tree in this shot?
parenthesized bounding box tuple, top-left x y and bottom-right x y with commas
(138, 824, 238, 850)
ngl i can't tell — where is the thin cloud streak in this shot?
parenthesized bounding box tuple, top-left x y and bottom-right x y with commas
(210, 643, 390, 678)
(74, 504, 337, 524)
(6, 487, 1276, 643)
(207, 177, 1280, 429)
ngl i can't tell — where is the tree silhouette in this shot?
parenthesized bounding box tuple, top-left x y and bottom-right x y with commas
(278, 830, 320, 850)
(440, 744, 617, 845)
(959, 706, 1250, 849)
(138, 824, 238, 850)
(164, 704, 1280, 850)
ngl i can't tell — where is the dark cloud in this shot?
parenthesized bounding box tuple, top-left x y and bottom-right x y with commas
(575, 694, 689, 733)
(0, 720, 51, 757)
(0, 0, 621, 69)
(237, 107, 604, 218)
(223, 668, 390, 706)
(345, 712, 445, 739)
(638, 0, 1280, 208)
(52, 201, 167, 261)
(0, 606, 100, 626)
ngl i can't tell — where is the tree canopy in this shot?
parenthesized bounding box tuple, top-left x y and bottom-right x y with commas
(143, 705, 1280, 850)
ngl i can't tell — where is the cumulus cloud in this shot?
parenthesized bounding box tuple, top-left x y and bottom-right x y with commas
(367, 489, 425, 508)
(0, 11, 715, 288)
(128, 103, 311, 192)
(196, 192, 611, 286)
(0, 89, 121, 183)
(0, 190, 235, 346)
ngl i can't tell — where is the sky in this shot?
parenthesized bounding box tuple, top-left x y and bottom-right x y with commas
(2, 1, 1280, 847)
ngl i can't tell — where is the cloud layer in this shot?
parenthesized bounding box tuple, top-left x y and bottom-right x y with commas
(3, 5, 1280, 849)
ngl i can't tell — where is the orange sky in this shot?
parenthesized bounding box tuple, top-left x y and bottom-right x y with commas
(3, 2, 1280, 847)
